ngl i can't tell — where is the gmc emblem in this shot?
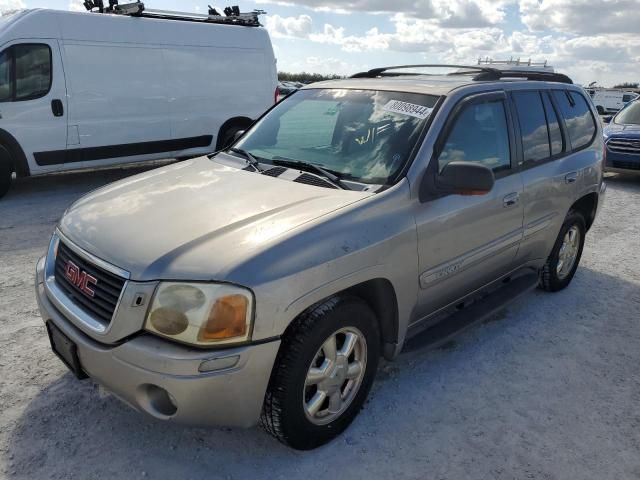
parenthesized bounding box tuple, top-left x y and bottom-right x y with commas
(64, 260, 98, 298)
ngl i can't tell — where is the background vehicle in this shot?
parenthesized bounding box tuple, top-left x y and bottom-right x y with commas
(37, 65, 605, 450)
(586, 88, 639, 115)
(0, 6, 277, 198)
(603, 98, 640, 174)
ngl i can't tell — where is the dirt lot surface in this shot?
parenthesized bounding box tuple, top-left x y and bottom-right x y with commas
(1, 168, 639, 480)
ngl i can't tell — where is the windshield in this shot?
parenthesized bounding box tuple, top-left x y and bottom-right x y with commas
(234, 89, 439, 185)
(614, 101, 640, 125)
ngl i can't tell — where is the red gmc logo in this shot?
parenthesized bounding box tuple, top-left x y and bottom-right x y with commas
(64, 260, 98, 298)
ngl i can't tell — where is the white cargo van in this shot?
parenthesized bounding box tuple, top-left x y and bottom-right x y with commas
(586, 88, 639, 115)
(0, 6, 278, 198)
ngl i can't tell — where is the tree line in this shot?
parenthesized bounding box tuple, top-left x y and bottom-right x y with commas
(278, 72, 345, 83)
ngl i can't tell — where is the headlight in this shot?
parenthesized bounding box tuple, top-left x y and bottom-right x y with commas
(145, 282, 254, 346)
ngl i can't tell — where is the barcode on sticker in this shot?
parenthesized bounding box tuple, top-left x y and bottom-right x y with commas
(383, 100, 433, 119)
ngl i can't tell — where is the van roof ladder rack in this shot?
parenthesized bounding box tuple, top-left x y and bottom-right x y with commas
(350, 64, 573, 84)
(83, 1, 266, 27)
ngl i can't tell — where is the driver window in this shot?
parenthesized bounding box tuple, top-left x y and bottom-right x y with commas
(438, 99, 511, 173)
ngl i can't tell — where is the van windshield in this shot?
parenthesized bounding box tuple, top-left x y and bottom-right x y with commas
(234, 89, 439, 185)
(614, 101, 640, 125)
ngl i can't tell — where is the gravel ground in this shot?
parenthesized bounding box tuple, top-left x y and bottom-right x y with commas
(1, 168, 639, 480)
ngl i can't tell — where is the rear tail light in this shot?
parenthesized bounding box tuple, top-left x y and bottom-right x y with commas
(602, 141, 607, 173)
(274, 87, 279, 104)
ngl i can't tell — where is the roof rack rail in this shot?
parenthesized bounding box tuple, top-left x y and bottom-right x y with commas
(82, 1, 266, 27)
(350, 64, 573, 84)
(473, 70, 573, 84)
(350, 64, 499, 78)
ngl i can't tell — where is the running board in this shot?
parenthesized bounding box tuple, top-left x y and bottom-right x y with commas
(403, 272, 539, 353)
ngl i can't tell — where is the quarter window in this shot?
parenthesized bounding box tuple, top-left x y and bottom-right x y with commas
(438, 99, 511, 173)
(552, 90, 597, 150)
(0, 44, 52, 103)
(513, 91, 550, 163)
(542, 92, 564, 156)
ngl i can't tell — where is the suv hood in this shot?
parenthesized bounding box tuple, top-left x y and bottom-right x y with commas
(604, 123, 640, 136)
(59, 157, 370, 281)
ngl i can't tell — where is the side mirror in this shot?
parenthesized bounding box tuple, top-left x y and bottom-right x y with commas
(437, 161, 495, 195)
(602, 115, 613, 124)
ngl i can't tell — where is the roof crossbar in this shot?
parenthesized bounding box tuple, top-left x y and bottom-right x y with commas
(350, 64, 573, 84)
(83, 2, 266, 27)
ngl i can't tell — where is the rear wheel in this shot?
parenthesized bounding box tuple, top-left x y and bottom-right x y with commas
(0, 146, 13, 199)
(596, 105, 605, 115)
(216, 123, 250, 151)
(539, 211, 586, 292)
(261, 296, 380, 450)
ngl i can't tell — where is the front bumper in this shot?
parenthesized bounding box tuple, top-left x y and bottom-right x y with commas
(36, 256, 280, 428)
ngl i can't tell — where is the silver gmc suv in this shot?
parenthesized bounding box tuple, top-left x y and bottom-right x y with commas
(36, 65, 606, 450)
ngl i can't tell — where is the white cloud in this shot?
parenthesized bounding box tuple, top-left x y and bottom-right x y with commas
(0, 0, 25, 14)
(520, 0, 640, 35)
(68, 0, 85, 12)
(265, 14, 313, 38)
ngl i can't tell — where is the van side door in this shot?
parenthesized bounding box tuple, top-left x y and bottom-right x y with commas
(60, 42, 172, 170)
(413, 91, 525, 321)
(0, 40, 68, 174)
(514, 89, 597, 264)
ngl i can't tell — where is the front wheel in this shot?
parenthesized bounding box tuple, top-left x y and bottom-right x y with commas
(261, 296, 380, 450)
(539, 211, 586, 292)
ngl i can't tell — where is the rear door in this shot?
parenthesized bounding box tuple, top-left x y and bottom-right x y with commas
(0, 40, 68, 174)
(514, 89, 597, 264)
(413, 91, 524, 319)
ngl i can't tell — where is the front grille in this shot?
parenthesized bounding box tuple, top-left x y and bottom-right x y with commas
(611, 160, 640, 171)
(607, 138, 640, 155)
(54, 241, 126, 324)
(294, 173, 338, 189)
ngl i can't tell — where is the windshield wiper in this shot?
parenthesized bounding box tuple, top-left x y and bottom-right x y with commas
(271, 156, 351, 190)
(229, 148, 264, 172)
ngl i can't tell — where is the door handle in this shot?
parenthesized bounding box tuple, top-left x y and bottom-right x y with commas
(51, 99, 64, 117)
(565, 172, 578, 184)
(503, 192, 520, 208)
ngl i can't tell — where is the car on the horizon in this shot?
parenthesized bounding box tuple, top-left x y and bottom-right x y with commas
(603, 98, 640, 174)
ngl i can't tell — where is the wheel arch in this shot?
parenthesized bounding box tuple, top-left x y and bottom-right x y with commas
(570, 193, 598, 231)
(283, 278, 400, 361)
(0, 128, 30, 177)
(216, 116, 254, 151)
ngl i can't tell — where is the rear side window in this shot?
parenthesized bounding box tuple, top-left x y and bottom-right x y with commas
(0, 44, 52, 103)
(438, 99, 511, 173)
(0, 49, 11, 102)
(552, 90, 597, 150)
(542, 92, 564, 156)
(512, 91, 550, 163)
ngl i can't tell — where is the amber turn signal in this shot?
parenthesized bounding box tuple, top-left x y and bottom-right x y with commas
(198, 294, 249, 341)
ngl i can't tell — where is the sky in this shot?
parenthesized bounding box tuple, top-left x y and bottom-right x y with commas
(1, 0, 639, 86)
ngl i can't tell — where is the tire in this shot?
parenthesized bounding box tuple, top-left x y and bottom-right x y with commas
(539, 211, 586, 292)
(216, 124, 248, 151)
(0, 146, 13, 199)
(261, 295, 380, 450)
(596, 105, 605, 115)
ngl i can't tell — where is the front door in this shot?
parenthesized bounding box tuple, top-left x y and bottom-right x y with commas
(413, 91, 524, 320)
(0, 40, 68, 174)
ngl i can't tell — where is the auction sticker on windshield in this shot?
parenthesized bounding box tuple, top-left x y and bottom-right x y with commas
(383, 100, 433, 120)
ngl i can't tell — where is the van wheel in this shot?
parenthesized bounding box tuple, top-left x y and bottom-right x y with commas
(261, 296, 380, 450)
(539, 211, 586, 292)
(217, 124, 249, 151)
(596, 105, 605, 115)
(0, 145, 13, 199)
